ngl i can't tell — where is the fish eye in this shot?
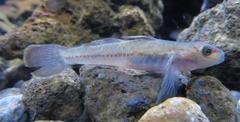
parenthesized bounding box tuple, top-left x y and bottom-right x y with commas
(202, 46, 212, 56)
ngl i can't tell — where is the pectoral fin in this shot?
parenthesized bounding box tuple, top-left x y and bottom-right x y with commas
(156, 54, 184, 103)
(156, 67, 182, 103)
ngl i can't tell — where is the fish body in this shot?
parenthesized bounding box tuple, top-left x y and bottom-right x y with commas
(24, 36, 225, 102)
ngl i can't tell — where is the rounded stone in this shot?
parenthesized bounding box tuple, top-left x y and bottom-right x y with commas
(139, 97, 210, 122)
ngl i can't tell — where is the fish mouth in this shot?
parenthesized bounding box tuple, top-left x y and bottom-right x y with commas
(215, 51, 225, 64)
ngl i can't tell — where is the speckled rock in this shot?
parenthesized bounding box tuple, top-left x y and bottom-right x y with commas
(115, 5, 155, 35)
(0, 57, 7, 89)
(22, 68, 84, 121)
(4, 58, 31, 86)
(0, 0, 41, 26)
(79, 65, 163, 122)
(0, 0, 163, 59)
(178, 0, 240, 90)
(186, 76, 237, 122)
(139, 97, 210, 122)
(0, 88, 29, 122)
(0, 58, 30, 90)
(0, 12, 16, 35)
(201, 0, 223, 11)
(34, 120, 63, 122)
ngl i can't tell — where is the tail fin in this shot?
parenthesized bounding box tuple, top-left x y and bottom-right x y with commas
(23, 44, 67, 77)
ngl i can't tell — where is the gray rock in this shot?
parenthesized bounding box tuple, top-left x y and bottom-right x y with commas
(186, 76, 237, 122)
(231, 90, 240, 101)
(22, 68, 84, 121)
(0, 88, 28, 122)
(34, 120, 63, 122)
(201, 0, 223, 11)
(0, 57, 7, 90)
(178, 0, 240, 90)
(0, 58, 29, 90)
(0, 12, 16, 35)
(79, 65, 163, 122)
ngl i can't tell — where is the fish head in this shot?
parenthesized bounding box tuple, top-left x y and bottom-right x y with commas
(190, 42, 225, 70)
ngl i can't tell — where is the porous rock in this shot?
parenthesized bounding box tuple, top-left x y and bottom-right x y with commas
(79, 65, 163, 122)
(0, 0, 41, 26)
(0, 12, 16, 35)
(186, 76, 237, 122)
(22, 68, 84, 121)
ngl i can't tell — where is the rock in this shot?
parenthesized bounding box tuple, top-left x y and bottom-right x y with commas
(139, 97, 210, 122)
(4, 58, 30, 86)
(0, 57, 7, 90)
(201, 0, 223, 11)
(178, 0, 240, 90)
(0, 0, 41, 26)
(34, 120, 63, 122)
(186, 76, 237, 122)
(231, 90, 240, 121)
(79, 65, 163, 121)
(0, 88, 29, 122)
(22, 68, 84, 121)
(0, 12, 16, 35)
(115, 5, 155, 35)
(0, 0, 163, 59)
(13, 80, 25, 88)
(105, 0, 163, 31)
(0, 58, 30, 90)
(231, 90, 240, 101)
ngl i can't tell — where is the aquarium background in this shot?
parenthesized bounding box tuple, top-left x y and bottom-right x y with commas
(0, 0, 239, 122)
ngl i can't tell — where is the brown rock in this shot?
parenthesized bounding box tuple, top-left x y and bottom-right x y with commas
(22, 68, 84, 121)
(0, 0, 163, 59)
(186, 76, 237, 122)
(139, 97, 210, 122)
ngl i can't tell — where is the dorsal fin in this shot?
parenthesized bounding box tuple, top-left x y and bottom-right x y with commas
(82, 36, 157, 47)
(81, 38, 124, 46)
(119, 36, 157, 41)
